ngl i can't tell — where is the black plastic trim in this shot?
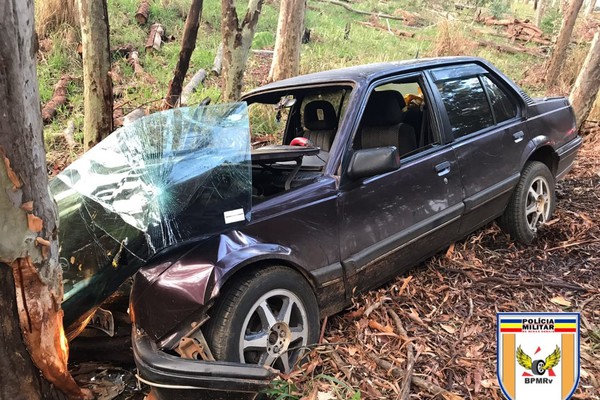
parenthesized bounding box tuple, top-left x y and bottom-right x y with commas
(132, 327, 276, 396)
(556, 136, 583, 180)
(463, 173, 520, 213)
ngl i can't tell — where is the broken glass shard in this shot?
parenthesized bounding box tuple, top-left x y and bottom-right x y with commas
(51, 103, 251, 328)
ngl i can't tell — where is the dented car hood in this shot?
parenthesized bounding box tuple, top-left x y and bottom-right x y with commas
(51, 103, 252, 329)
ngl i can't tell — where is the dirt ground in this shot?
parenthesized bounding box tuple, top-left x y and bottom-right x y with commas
(288, 132, 600, 399)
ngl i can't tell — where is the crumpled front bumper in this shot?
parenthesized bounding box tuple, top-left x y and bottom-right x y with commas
(132, 326, 277, 400)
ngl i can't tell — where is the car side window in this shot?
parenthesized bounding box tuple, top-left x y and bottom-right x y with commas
(436, 77, 493, 139)
(481, 75, 517, 123)
(353, 76, 439, 159)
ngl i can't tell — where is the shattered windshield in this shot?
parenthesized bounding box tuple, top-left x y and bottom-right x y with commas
(51, 103, 251, 323)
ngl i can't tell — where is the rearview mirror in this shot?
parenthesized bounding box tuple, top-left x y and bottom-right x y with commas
(347, 147, 400, 180)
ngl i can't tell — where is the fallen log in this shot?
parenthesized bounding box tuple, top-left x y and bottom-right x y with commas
(180, 69, 207, 106)
(477, 39, 544, 56)
(251, 49, 274, 55)
(62, 120, 77, 149)
(211, 43, 223, 76)
(475, 29, 551, 45)
(112, 44, 135, 57)
(482, 17, 546, 38)
(42, 75, 71, 124)
(123, 108, 146, 125)
(135, 0, 150, 25)
(357, 20, 415, 38)
(127, 50, 144, 75)
(145, 23, 164, 53)
(316, 0, 408, 22)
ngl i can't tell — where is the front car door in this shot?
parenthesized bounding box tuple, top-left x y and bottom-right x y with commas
(338, 72, 464, 295)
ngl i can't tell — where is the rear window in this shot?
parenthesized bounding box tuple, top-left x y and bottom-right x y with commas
(481, 75, 517, 123)
(436, 77, 493, 138)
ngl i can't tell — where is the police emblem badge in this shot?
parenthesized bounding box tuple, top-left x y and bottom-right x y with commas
(497, 312, 580, 400)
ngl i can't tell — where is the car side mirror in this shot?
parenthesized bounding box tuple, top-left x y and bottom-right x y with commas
(347, 146, 401, 180)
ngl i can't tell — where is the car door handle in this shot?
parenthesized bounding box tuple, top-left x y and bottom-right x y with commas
(434, 161, 451, 176)
(513, 131, 524, 143)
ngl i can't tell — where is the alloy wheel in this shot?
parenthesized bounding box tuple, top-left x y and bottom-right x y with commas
(238, 289, 309, 373)
(525, 176, 551, 232)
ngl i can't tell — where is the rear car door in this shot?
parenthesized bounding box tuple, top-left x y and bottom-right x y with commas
(427, 64, 527, 235)
(338, 72, 464, 295)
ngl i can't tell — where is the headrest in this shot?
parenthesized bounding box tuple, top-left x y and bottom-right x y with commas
(304, 100, 337, 131)
(362, 90, 406, 126)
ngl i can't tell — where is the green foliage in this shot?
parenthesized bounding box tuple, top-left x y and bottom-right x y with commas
(253, 31, 275, 50)
(541, 7, 562, 35)
(489, 0, 510, 19)
(262, 379, 300, 400)
(262, 374, 361, 400)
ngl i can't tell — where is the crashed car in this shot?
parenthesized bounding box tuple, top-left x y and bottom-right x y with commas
(53, 57, 581, 399)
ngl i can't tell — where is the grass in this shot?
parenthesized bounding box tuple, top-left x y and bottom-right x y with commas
(35, 0, 595, 144)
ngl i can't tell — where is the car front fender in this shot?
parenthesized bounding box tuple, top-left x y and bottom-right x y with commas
(131, 230, 301, 347)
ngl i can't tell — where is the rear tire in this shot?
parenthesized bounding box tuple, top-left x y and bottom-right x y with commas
(498, 161, 555, 244)
(204, 266, 319, 373)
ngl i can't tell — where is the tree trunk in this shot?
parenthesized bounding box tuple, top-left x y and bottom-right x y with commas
(78, 0, 114, 150)
(535, 0, 547, 26)
(584, 0, 596, 15)
(0, 265, 43, 400)
(268, 0, 306, 82)
(163, 0, 204, 109)
(0, 1, 87, 399)
(221, 0, 265, 101)
(545, 0, 584, 89)
(569, 32, 600, 129)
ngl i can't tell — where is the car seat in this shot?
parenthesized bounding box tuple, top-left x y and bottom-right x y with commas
(359, 90, 417, 156)
(302, 100, 337, 151)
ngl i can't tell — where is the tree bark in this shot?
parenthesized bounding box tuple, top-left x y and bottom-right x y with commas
(0, 266, 44, 400)
(569, 32, 600, 129)
(77, 0, 114, 150)
(163, 0, 204, 109)
(221, 0, 265, 101)
(535, 0, 547, 26)
(0, 1, 88, 399)
(268, 0, 306, 82)
(545, 0, 584, 89)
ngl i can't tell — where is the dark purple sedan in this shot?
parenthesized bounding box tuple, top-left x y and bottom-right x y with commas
(54, 57, 581, 399)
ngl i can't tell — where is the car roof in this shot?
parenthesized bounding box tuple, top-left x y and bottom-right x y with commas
(243, 56, 488, 97)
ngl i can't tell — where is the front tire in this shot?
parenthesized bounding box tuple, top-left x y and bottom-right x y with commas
(498, 161, 555, 244)
(204, 266, 319, 373)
